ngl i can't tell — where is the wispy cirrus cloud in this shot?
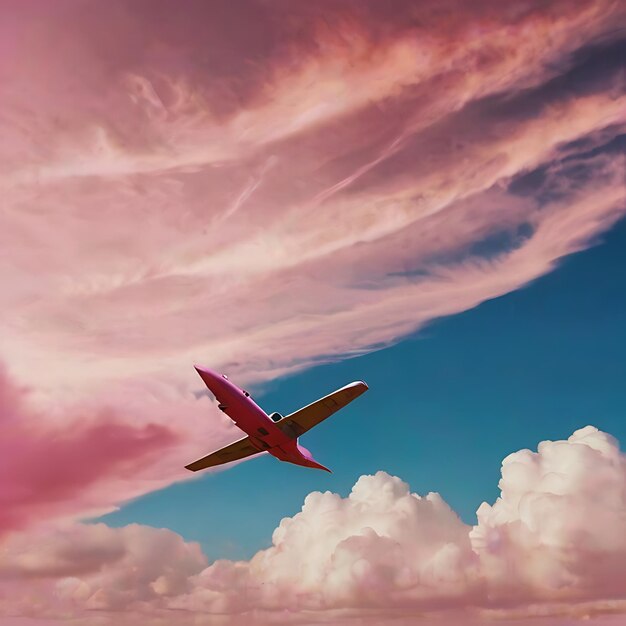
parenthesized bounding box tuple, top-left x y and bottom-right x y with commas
(1, 1, 624, 392)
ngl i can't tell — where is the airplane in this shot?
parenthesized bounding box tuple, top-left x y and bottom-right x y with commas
(185, 365, 368, 473)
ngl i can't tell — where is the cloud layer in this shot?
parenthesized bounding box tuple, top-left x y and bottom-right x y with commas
(1, 426, 624, 624)
(2, 0, 624, 395)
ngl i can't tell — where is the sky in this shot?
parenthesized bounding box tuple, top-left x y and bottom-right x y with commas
(100, 214, 626, 562)
(0, 1, 625, 625)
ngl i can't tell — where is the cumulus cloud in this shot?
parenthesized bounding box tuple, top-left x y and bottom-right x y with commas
(1, 426, 624, 624)
(171, 427, 626, 620)
(473, 426, 626, 603)
(0, 522, 207, 619)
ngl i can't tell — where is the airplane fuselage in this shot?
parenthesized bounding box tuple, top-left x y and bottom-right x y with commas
(195, 366, 326, 469)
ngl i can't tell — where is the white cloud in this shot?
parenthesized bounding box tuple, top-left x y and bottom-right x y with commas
(3, 426, 622, 624)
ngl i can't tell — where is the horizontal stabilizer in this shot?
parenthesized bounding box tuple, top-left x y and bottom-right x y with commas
(185, 436, 261, 472)
(276, 381, 368, 438)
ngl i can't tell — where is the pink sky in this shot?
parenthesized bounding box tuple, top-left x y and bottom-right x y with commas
(1, 0, 625, 624)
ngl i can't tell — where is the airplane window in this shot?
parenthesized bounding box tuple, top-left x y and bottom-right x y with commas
(243, 390, 250, 397)
(257, 427, 269, 436)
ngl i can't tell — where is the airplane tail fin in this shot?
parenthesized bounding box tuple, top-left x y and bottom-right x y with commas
(296, 441, 332, 473)
(271, 438, 331, 472)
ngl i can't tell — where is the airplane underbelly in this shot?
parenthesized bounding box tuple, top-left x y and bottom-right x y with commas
(267, 443, 294, 462)
(226, 404, 291, 448)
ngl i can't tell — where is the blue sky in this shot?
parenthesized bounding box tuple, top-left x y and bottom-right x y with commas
(99, 215, 626, 561)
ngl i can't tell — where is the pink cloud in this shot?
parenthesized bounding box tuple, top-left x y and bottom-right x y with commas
(0, 426, 624, 624)
(1, 0, 623, 395)
(0, 366, 171, 536)
(0, 365, 240, 536)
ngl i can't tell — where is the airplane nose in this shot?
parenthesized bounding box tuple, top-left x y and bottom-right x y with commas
(194, 365, 227, 393)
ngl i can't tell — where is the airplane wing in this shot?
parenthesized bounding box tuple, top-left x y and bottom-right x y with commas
(276, 381, 368, 438)
(185, 436, 261, 472)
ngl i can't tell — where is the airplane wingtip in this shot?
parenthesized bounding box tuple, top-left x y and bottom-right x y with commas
(342, 380, 368, 391)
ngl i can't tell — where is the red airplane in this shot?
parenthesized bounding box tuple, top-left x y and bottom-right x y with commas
(185, 365, 368, 473)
